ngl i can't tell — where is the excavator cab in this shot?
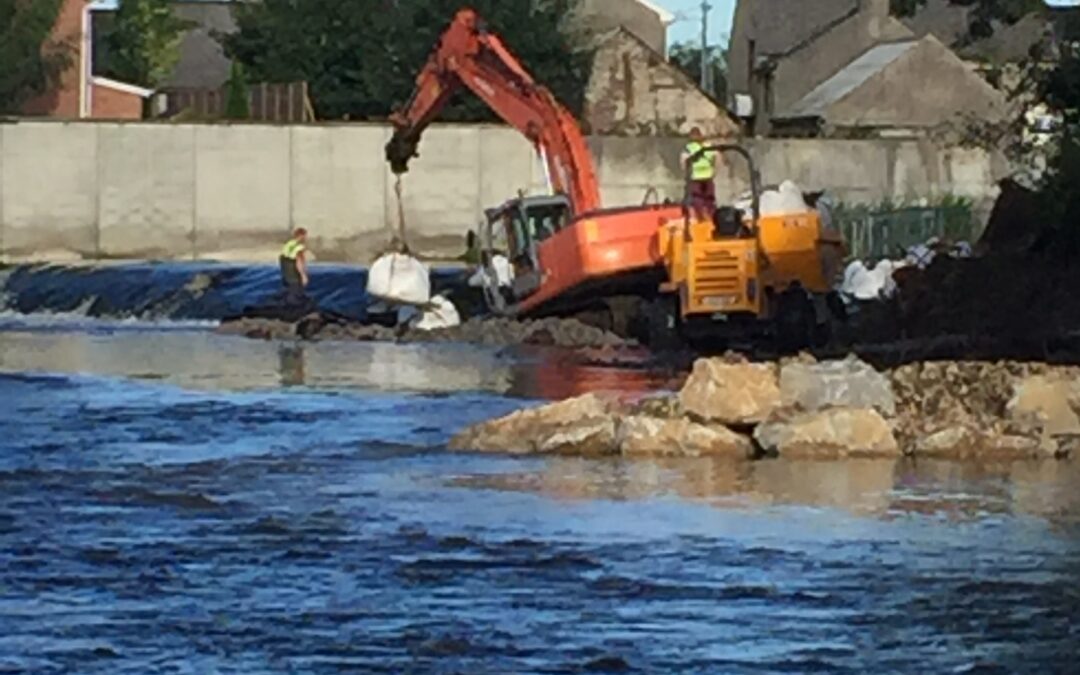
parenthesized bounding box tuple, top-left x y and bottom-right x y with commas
(479, 194, 572, 314)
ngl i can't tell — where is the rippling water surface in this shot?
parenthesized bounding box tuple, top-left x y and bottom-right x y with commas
(2, 265, 1079, 673)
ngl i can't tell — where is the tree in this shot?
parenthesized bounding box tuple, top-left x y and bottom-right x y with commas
(222, 0, 592, 122)
(893, 0, 1080, 254)
(890, 0, 1043, 39)
(0, 0, 71, 114)
(105, 0, 189, 88)
(223, 61, 250, 119)
(668, 42, 728, 102)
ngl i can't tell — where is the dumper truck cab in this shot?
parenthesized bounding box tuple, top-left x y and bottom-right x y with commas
(659, 144, 847, 348)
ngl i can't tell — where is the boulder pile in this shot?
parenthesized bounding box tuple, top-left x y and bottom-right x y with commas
(450, 354, 1080, 462)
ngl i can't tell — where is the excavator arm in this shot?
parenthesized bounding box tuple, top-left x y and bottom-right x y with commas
(385, 9, 601, 214)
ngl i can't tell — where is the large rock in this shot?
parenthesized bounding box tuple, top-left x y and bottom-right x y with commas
(216, 317, 297, 340)
(914, 424, 1060, 461)
(679, 359, 781, 426)
(618, 416, 754, 458)
(1006, 374, 1080, 437)
(753, 408, 900, 459)
(448, 394, 618, 456)
(780, 355, 896, 416)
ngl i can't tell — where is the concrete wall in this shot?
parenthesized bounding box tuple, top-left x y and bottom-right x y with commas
(0, 120, 1005, 263)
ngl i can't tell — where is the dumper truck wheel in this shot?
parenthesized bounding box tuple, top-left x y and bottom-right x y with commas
(775, 288, 815, 353)
(630, 297, 684, 352)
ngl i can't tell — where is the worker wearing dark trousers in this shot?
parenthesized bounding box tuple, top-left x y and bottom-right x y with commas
(279, 228, 310, 304)
(682, 127, 719, 221)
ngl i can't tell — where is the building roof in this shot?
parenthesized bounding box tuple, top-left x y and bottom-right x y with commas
(635, 0, 675, 24)
(783, 40, 918, 118)
(92, 76, 154, 97)
(738, 0, 862, 56)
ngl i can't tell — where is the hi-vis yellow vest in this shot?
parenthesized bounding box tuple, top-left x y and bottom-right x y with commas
(281, 238, 306, 260)
(686, 141, 717, 181)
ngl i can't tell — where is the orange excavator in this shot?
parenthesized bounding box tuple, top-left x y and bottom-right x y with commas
(387, 8, 847, 350)
(385, 8, 684, 323)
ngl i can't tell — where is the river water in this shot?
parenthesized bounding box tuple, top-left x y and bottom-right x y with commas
(1, 264, 1079, 673)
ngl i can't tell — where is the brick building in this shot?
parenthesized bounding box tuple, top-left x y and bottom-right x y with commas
(20, 0, 150, 120)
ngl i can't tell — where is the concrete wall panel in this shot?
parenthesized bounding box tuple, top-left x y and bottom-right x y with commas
(1, 122, 97, 259)
(291, 125, 388, 262)
(384, 126, 483, 256)
(98, 123, 196, 259)
(193, 124, 291, 259)
(0, 121, 1005, 263)
(592, 136, 684, 208)
(478, 128, 537, 213)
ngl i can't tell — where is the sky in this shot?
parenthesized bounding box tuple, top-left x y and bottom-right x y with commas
(656, 0, 737, 48)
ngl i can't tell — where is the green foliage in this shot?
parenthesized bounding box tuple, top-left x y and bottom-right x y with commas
(668, 42, 728, 102)
(222, 0, 592, 121)
(223, 61, 250, 119)
(894, 0, 1080, 256)
(0, 0, 71, 114)
(1035, 16, 1080, 254)
(105, 0, 189, 87)
(890, 0, 1043, 38)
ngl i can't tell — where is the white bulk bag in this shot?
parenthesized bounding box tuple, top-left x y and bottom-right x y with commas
(467, 254, 514, 288)
(410, 295, 461, 331)
(367, 253, 431, 306)
(760, 180, 809, 216)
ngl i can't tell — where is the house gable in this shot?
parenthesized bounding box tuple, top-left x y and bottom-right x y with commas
(779, 35, 1007, 134)
(583, 28, 740, 137)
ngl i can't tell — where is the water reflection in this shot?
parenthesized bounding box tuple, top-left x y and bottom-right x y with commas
(0, 328, 674, 400)
(454, 457, 1080, 523)
(278, 345, 306, 387)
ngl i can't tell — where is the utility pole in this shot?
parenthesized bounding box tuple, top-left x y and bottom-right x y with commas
(700, 0, 713, 95)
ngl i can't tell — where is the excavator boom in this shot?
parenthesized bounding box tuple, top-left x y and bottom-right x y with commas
(385, 8, 601, 214)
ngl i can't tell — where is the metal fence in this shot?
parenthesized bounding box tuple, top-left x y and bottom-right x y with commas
(835, 206, 979, 260)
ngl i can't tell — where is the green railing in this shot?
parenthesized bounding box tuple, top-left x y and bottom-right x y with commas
(833, 205, 979, 260)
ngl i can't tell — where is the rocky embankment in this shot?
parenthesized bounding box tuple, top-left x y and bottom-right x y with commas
(217, 314, 628, 349)
(450, 355, 1080, 462)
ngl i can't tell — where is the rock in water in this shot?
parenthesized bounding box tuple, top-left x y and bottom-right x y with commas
(780, 355, 896, 415)
(914, 425, 1058, 461)
(1006, 374, 1080, 437)
(448, 394, 618, 456)
(754, 408, 899, 459)
(679, 360, 781, 426)
(618, 416, 754, 458)
(216, 317, 297, 340)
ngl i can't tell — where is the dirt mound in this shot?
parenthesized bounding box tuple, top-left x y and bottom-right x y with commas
(888, 253, 1080, 344)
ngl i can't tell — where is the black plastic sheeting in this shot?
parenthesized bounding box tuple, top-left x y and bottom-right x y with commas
(0, 262, 475, 322)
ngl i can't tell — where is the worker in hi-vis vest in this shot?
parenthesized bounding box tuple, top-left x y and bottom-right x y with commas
(681, 127, 719, 220)
(279, 227, 310, 298)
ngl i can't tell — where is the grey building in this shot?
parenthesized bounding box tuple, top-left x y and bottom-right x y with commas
(167, 0, 238, 89)
(727, 0, 1009, 137)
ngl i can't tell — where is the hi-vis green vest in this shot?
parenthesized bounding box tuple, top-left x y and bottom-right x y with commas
(686, 141, 717, 181)
(281, 238, 306, 260)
